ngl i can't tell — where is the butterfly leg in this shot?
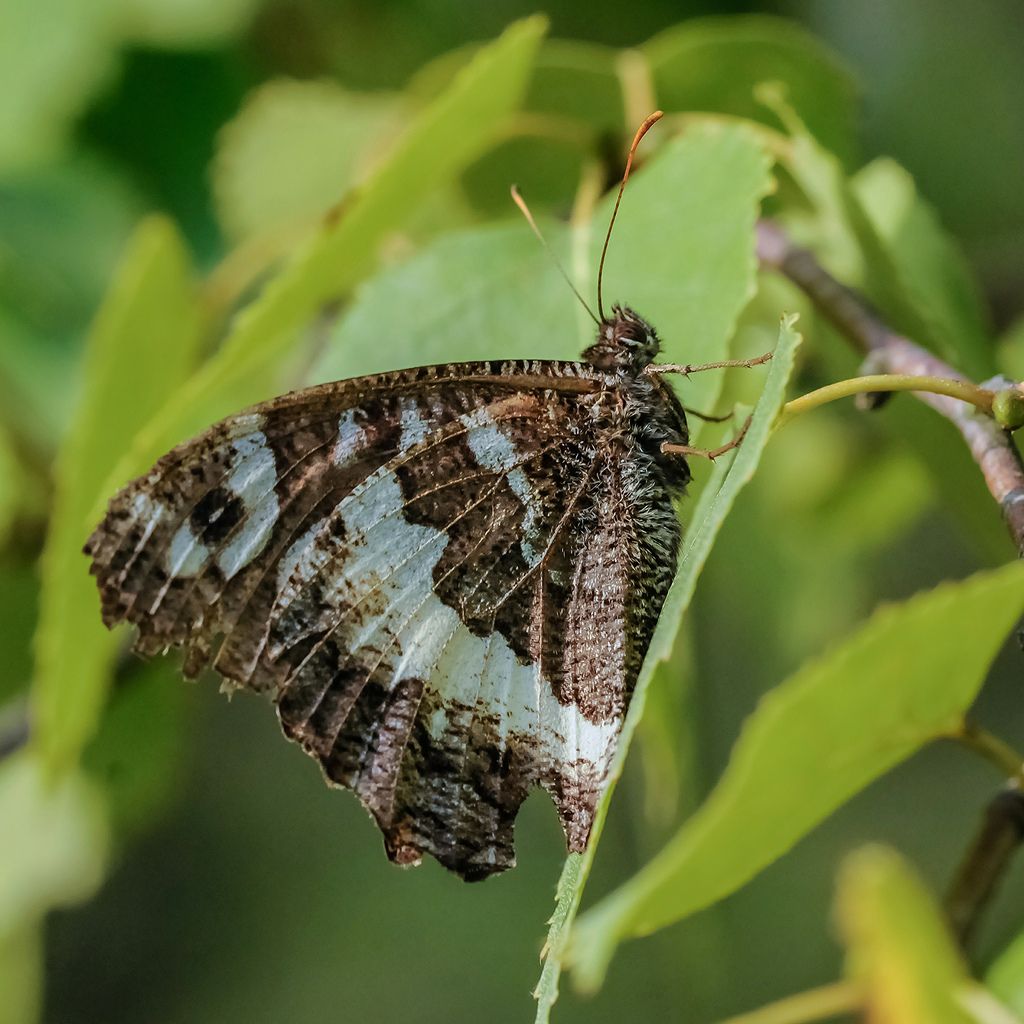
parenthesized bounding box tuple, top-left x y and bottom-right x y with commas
(661, 414, 753, 462)
(680, 405, 733, 423)
(645, 350, 773, 378)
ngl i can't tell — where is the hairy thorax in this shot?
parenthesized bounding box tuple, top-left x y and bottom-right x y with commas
(581, 304, 692, 498)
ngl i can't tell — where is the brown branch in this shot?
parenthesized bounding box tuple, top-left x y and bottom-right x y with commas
(945, 786, 1024, 948)
(756, 219, 1024, 556)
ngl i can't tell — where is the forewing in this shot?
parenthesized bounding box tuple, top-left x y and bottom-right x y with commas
(86, 361, 595, 673)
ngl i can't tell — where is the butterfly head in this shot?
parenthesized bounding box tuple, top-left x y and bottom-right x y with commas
(583, 305, 661, 373)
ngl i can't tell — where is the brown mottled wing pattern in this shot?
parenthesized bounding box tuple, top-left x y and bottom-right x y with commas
(86, 360, 681, 880)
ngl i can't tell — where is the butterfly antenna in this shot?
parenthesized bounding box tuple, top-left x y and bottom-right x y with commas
(511, 185, 599, 326)
(596, 109, 664, 322)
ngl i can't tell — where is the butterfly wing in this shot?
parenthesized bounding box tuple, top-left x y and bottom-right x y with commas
(86, 360, 681, 879)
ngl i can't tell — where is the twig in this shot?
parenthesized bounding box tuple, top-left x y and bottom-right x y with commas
(777, 374, 994, 427)
(945, 785, 1024, 948)
(757, 219, 1024, 555)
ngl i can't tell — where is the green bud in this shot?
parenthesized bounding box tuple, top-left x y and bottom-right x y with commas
(992, 387, 1024, 431)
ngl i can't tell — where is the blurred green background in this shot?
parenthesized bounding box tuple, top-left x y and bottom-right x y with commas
(3, 1, 1024, 1021)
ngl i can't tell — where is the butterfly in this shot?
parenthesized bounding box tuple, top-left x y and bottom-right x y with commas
(85, 113, 753, 880)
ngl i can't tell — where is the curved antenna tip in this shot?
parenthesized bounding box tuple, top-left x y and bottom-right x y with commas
(597, 111, 664, 321)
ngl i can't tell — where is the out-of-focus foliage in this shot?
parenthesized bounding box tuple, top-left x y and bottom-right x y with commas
(0, 427, 23, 547)
(212, 80, 405, 245)
(1, 924, 43, 1024)
(0, 0, 118, 173)
(0, 157, 145, 444)
(852, 158, 993, 381)
(3, 3, 1024, 1024)
(120, 0, 265, 48)
(0, 752, 109, 1024)
(32, 216, 204, 775)
(766, 86, 1008, 560)
(0, 753, 109, 937)
(0, 0, 263, 174)
(836, 846, 986, 1024)
(643, 15, 859, 163)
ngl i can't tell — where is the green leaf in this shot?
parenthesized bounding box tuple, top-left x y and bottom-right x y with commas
(589, 122, 771, 411)
(31, 216, 204, 775)
(644, 15, 859, 165)
(460, 39, 621, 215)
(406, 38, 618, 222)
(0, 0, 118, 172)
(115, 16, 547, 484)
(0, 751, 109, 936)
(0, 305, 72, 448)
(852, 158, 994, 382)
(534, 313, 801, 1021)
(836, 846, 973, 1024)
(0, 156, 144, 335)
(569, 559, 1024, 991)
(313, 221, 578, 378)
(635, 625, 696, 829)
(461, 136, 586, 217)
(408, 36, 620, 134)
(213, 80, 405, 244)
(315, 119, 773, 426)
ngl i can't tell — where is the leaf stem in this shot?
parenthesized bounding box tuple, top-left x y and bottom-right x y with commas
(777, 375, 994, 429)
(950, 721, 1024, 783)
(711, 981, 862, 1024)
